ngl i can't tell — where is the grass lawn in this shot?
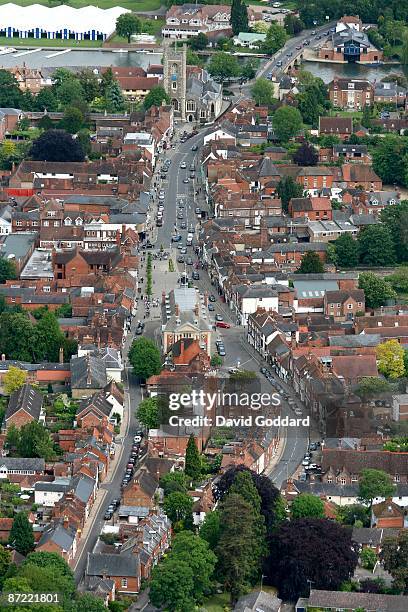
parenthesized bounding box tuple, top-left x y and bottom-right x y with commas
(0, 35, 103, 47)
(0, 0, 163, 10)
(329, 109, 363, 120)
(201, 593, 232, 612)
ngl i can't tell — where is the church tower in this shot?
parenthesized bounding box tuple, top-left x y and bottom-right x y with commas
(163, 42, 187, 121)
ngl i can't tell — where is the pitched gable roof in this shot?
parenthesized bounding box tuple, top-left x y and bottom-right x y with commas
(6, 384, 43, 422)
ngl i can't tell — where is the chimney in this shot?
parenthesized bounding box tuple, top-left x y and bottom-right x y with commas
(194, 303, 199, 317)
(175, 303, 180, 317)
(59, 347, 64, 364)
(162, 291, 166, 305)
(63, 516, 69, 530)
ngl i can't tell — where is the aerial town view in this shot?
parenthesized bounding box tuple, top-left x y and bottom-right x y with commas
(0, 0, 407, 610)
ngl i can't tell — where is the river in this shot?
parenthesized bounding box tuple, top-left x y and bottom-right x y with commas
(303, 60, 408, 83)
(0, 48, 162, 70)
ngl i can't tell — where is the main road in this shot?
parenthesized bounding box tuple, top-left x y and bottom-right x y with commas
(150, 127, 309, 488)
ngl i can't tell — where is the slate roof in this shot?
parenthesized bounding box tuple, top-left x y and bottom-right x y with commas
(306, 589, 408, 612)
(5, 384, 43, 422)
(38, 521, 76, 551)
(72, 475, 95, 504)
(87, 553, 140, 577)
(328, 334, 380, 347)
(234, 590, 282, 612)
(77, 392, 113, 418)
(71, 355, 107, 390)
(351, 527, 403, 546)
(0, 457, 45, 471)
(35, 481, 71, 493)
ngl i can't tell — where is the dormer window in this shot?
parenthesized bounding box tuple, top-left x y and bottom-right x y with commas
(65, 217, 72, 225)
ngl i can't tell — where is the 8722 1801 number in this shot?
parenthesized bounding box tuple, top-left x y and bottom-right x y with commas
(1, 593, 61, 606)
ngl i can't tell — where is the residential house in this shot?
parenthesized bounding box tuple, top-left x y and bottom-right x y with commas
(4, 383, 45, 430)
(329, 78, 373, 109)
(122, 468, 158, 509)
(371, 498, 405, 528)
(324, 289, 365, 321)
(36, 520, 78, 566)
(296, 589, 406, 612)
(0, 517, 13, 542)
(322, 449, 408, 485)
(162, 4, 233, 40)
(341, 164, 382, 190)
(70, 355, 108, 399)
(318, 116, 353, 139)
(289, 197, 332, 221)
(234, 590, 282, 612)
(75, 392, 115, 428)
(318, 26, 383, 63)
(86, 553, 140, 594)
(374, 81, 407, 106)
(0, 457, 45, 482)
(34, 478, 71, 507)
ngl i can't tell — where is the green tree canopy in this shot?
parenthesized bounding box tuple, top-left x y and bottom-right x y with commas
(59, 106, 84, 134)
(160, 471, 188, 496)
(190, 32, 208, 50)
(273, 105, 303, 142)
(377, 339, 405, 379)
(355, 377, 390, 398)
(105, 81, 125, 113)
(291, 493, 325, 519)
(381, 200, 408, 263)
(332, 234, 359, 268)
(296, 251, 324, 274)
(372, 135, 408, 186)
(171, 531, 217, 601)
(208, 52, 240, 82)
(199, 509, 221, 550)
(150, 557, 195, 611)
(115, 13, 141, 43)
(262, 23, 288, 55)
(128, 337, 162, 381)
(143, 86, 170, 111)
(137, 397, 159, 430)
(250, 78, 276, 107)
(9, 512, 35, 556)
(230, 0, 249, 35)
(358, 468, 396, 507)
(185, 434, 201, 481)
(0, 258, 17, 284)
(16, 421, 56, 461)
(77, 68, 100, 103)
(276, 176, 304, 213)
(163, 491, 193, 527)
(381, 530, 408, 594)
(358, 224, 396, 266)
(3, 366, 27, 395)
(359, 272, 397, 309)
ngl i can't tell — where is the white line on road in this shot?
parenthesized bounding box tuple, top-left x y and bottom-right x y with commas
(14, 48, 43, 57)
(45, 48, 71, 58)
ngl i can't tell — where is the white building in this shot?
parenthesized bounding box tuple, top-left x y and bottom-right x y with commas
(0, 4, 130, 41)
(34, 478, 71, 507)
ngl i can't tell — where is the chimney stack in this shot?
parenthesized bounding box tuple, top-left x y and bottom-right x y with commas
(59, 347, 64, 364)
(175, 303, 180, 317)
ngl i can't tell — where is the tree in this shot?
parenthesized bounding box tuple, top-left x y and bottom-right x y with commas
(217, 493, 265, 604)
(143, 86, 170, 111)
(212, 465, 285, 533)
(163, 491, 193, 527)
(291, 493, 325, 519)
(30, 129, 84, 162)
(241, 61, 256, 82)
(0, 70, 23, 108)
(105, 81, 125, 113)
(0, 544, 11, 582)
(185, 434, 201, 481)
(32, 311, 66, 363)
(77, 68, 100, 103)
(116, 13, 141, 43)
(59, 106, 83, 134)
(360, 547, 377, 570)
(56, 78, 84, 108)
(186, 49, 202, 66)
(171, 531, 217, 601)
(230, 0, 248, 35)
(76, 129, 91, 158)
(332, 234, 359, 268)
(17, 421, 56, 461)
(266, 518, 358, 601)
(296, 251, 324, 274)
(337, 503, 370, 527)
(250, 78, 276, 106)
(150, 557, 195, 611)
(9, 512, 34, 556)
(208, 52, 240, 82)
(0, 258, 17, 284)
(359, 272, 397, 309)
(160, 471, 188, 496)
(297, 76, 328, 126)
(377, 339, 405, 379)
(358, 469, 396, 508)
(200, 510, 221, 550)
(273, 106, 302, 142)
(276, 176, 303, 213)
(190, 32, 208, 50)
(210, 354, 223, 367)
(128, 337, 161, 381)
(387, 266, 408, 294)
(381, 200, 408, 264)
(38, 115, 55, 131)
(24, 551, 74, 581)
(293, 142, 318, 166)
(3, 366, 27, 395)
(358, 225, 396, 266)
(75, 594, 106, 612)
(100, 67, 115, 97)
(372, 135, 408, 185)
(284, 14, 304, 35)
(381, 530, 408, 594)
(137, 397, 159, 430)
(262, 23, 288, 55)
(355, 377, 390, 398)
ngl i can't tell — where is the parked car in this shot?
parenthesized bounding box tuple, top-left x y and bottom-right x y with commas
(302, 458, 310, 466)
(172, 234, 182, 242)
(191, 144, 198, 151)
(215, 314, 223, 321)
(133, 435, 142, 443)
(183, 177, 190, 184)
(195, 207, 201, 214)
(180, 247, 187, 254)
(208, 294, 216, 302)
(208, 303, 215, 311)
(180, 161, 186, 169)
(186, 257, 193, 265)
(192, 271, 200, 280)
(309, 442, 318, 452)
(177, 255, 185, 263)
(216, 321, 231, 329)
(104, 510, 113, 520)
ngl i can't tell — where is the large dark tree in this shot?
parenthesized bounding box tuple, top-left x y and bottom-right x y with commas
(128, 337, 161, 381)
(266, 518, 358, 601)
(30, 129, 85, 162)
(276, 176, 304, 213)
(185, 434, 201, 481)
(230, 0, 249, 35)
(296, 251, 324, 274)
(332, 233, 359, 268)
(212, 465, 284, 533)
(381, 200, 408, 263)
(0, 258, 16, 284)
(9, 512, 35, 556)
(381, 530, 408, 594)
(358, 224, 396, 266)
(293, 142, 318, 166)
(143, 86, 170, 111)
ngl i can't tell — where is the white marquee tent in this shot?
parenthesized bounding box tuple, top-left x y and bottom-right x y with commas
(0, 4, 130, 40)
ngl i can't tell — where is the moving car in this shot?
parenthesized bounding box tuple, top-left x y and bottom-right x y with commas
(208, 294, 216, 302)
(172, 234, 182, 242)
(192, 271, 199, 280)
(186, 257, 193, 265)
(191, 144, 198, 151)
(208, 303, 215, 311)
(183, 177, 190, 184)
(180, 161, 186, 169)
(177, 255, 185, 263)
(215, 314, 223, 322)
(216, 321, 231, 329)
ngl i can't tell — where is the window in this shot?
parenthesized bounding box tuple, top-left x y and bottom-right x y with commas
(347, 304, 353, 309)
(121, 578, 127, 588)
(395, 474, 400, 482)
(43, 220, 49, 227)
(172, 81, 177, 90)
(340, 477, 346, 485)
(327, 477, 332, 484)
